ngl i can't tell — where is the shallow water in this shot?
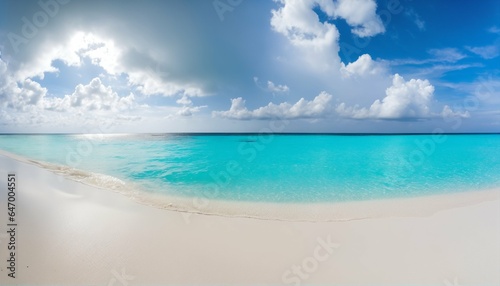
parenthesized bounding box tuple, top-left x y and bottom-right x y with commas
(0, 133, 499, 203)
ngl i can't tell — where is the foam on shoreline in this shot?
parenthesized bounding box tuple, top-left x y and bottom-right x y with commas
(1, 149, 498, 222)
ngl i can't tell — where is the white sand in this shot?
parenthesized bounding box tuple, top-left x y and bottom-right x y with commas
(0, 152, 499, 285)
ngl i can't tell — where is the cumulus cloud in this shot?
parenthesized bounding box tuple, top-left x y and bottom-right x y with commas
(45, 77, 136, 112)
(176, 94, 192, 106)
(340, 54, 386, 78)
(213, 92, 333, 120)
(337, 74, 437, 119)
(267, 80, 290, 93)
(7, 32, 111, 81)
(327, 0, 385, 37)
(72, 32, 206, 97)
(128, 69, 204, 98)
(174, 94, 206, 116)
(369, 74, 434, 118)
(441, 105, 470, 119)
(270, 0, 384, 69)
(15, 79, 47, 109)
(177, 105, 206, 117)
(216, 74, 454, 121)
(10, 32, 206, 98)
(254, 77, 289, 94)
(0, 55, 146, 131)
(76, 33, 122, 75)
(0, 61, 12, 102)
(0, 59, 47, 111)
(1, 29, 211, 129)
(271, 0, 340, 69)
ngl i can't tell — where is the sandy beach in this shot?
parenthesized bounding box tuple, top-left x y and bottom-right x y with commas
(0, 152, 499, 285)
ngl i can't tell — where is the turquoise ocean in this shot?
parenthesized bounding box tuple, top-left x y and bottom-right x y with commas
(0, 134, 499, 204)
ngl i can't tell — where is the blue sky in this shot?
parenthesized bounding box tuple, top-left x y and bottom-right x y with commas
(0, 0, 499, 133)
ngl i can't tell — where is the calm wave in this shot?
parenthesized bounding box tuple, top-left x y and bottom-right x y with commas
(0, 134, 499, 203)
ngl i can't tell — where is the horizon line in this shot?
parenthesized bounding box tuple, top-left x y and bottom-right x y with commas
(1, 132, 500, 136)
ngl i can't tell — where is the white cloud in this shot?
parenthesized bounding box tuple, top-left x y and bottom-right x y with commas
(10, 32, 206, 98)
(176, 94, 192, 106)
(0, 59, 47, 111)
(390, 48, 467, 66)
(71, 32, 205, 97)
(405, 9, 425, 31)
(76, 33, 122, 75)
(441, 105, 470, 119)
(217, 73, 455, 122)
(174, 94, 206, 116)
(340, 54, 385, 78)
(414, 18, 425, 31)
(254, 77, 290, 94)
(337, 74, 437, 119)
(115, 115, 142, 121)
(0, 59, 10, 93)
(177, 105, 206, 117)
(49, 32, 113, 70)
(473, 77, 500, 105)
(366, 74, 435, 119)
(328, 0, 385, 37)
(488, 26, 500, 34)
(15, 79, 47, 109)
(2, 30, 211, 128)
(427, 48, 466, 63)
(213, 92, 333, 120)
(270, 0, 384, 70)
(127, 69, 204, 97)
(0, 57, 147, 131)
(271, 0, 341, 69)
(45, 77, 136, 112)
(9, 32, 106, 81)
(466, 45, 499, 59)
(439, 76, 500, 106)
(267, 80, 290, 93)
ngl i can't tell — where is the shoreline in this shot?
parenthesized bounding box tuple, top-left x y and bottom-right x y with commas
(139, 187, 500, 222)
(0, 149, 499, 222)
(0, 149, 499, 284)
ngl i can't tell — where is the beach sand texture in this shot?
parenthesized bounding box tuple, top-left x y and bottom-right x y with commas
(0, 153, 499, 285)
